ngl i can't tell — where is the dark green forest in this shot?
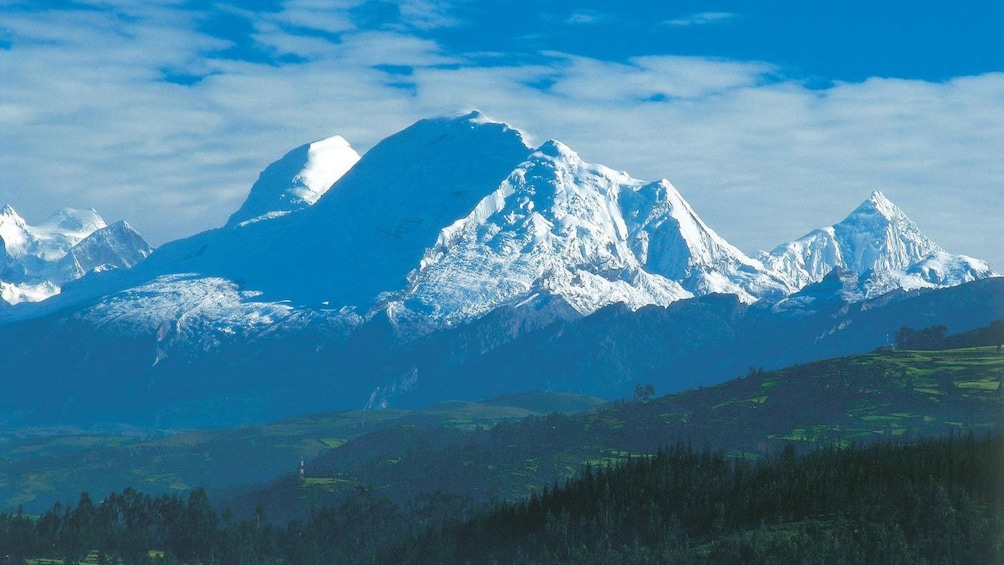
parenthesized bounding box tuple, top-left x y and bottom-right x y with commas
(397, 433, 1004, 564)
(2, 433, 1001, 564)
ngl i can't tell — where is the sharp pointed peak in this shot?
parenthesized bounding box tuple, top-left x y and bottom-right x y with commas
(868, 189, 889, 202)
(104, 219, 136, 231)
(851, 190, 903, 219)
(0, 205, 28, 229)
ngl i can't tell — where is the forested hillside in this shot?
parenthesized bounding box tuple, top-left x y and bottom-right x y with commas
(1, 434, 1000, 563)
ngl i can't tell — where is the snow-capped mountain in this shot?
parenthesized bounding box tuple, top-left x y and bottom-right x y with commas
(66, 220, 151, 276)
(0, 111, 1000, 428)
(9, 113, 995, 344)
(760, 191, 996, 297)
(18, 112, 534, 344)
(136, 111, 534, 311)
(390, 139, 690, 327)
(619, 175, 789, 302)
(0, 205, 152, 305)
(391, 138, 788, 328)
(63, 111, 800, 343)
(226, 135, 360, 227)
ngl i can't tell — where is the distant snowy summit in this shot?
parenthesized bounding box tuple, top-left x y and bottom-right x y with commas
(4, 111, 996, 342)
(760, 191, 996, 299)
(0, 205, 152, 305)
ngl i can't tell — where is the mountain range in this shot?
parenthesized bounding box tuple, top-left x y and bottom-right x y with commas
(0, 111, 998, 428)
(0, 206, 151, 306)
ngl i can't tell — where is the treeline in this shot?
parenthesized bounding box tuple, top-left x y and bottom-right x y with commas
(896, 320, 1004, 350)
(1, 434, 1001, 564)
(0, 485, 475, 564)
(0, 488, 219, 564)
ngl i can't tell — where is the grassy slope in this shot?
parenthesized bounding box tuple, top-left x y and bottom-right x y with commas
(228, 346, 1003, 521)
(0, 392, 604, 513)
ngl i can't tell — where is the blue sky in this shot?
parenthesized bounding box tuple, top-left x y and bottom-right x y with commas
(1, 0, 1002, 269)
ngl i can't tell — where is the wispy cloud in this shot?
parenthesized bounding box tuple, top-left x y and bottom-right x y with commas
(665, 12, 738, 27)
(539, 54, 775, 101)
(0, 3, 1001, 272)
(565, 10, 609, 26)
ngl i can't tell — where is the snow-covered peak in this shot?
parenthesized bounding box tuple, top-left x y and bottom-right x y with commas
(227, 135, 361, 227)
(621, 179, 789, 301)
(0, 205, 151, 306)
(859, 190, 897, 217)
(831, 191, 942, 273)
(761, 191, 993, 297)
(389, 133, 792, 328)
(0, 205, 29, 234)
(905, 252, 994, 285)
(535, 138, 578, 160)
(0, 206, 108, 262)
(391, 135, 690, 327)
(457, 109, 494, 124)
(0, 204, 24, 221)
(856, 251, 999, 297)
(67, 220, 153, 276)
(0, 205, 31, 258)
(134, 110, 537, 315)
(297, 136, 359, 204)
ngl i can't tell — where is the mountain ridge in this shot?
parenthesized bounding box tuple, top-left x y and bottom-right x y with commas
(0, 111, 998, 428)
(2, 113, 994, 331)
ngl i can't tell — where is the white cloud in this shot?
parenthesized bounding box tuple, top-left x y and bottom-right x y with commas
(665, 12, 738, 27)
(0, 3, 1001, 274)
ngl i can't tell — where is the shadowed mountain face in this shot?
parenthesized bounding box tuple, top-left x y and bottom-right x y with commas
(0, 275, 999, 429)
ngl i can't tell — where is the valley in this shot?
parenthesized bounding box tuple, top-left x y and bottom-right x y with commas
(2, 341, 1000, 519)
